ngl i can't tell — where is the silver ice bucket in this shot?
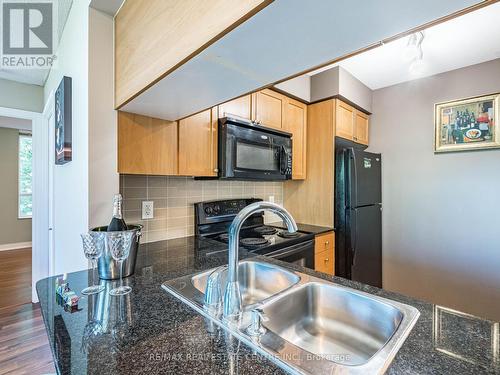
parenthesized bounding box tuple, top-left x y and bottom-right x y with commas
(91, 224, 143, 280)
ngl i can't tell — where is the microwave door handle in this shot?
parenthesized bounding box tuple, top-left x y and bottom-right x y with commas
(280, 146, 287, 173)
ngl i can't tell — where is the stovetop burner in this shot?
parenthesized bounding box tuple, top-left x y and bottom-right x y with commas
(253, 226, 278, 235)
(277, 230, 301, 238)
(240, 237, 269, 248)
(216, 233, 271, 248)
(196, 199, 314, 261)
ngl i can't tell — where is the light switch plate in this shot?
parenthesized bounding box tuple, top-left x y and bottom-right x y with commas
(268, 195, 275, 203)
(142, 201, 154, 219)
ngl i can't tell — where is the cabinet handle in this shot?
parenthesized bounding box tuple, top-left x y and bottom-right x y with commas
(325, 240, 329, 247)
(324, 258, 329, 263)
(213, 168, 219, 173)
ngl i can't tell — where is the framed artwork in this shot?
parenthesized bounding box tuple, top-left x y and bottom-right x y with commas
(434, 93, 499, 153)
(55, 76, 72, 164)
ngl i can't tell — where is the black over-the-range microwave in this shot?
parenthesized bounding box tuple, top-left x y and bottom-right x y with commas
(218, 117, 292, 181)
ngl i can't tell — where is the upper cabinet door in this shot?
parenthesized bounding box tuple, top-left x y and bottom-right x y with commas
(335, 100, 355, 140)
(178, 109, 217, 177)
(218, 95, 252, 119)
(118, 112, 178, 175)
(252, 89, 285, 129)
(283, 98, 307, 180)
(354, 110, 369, 145)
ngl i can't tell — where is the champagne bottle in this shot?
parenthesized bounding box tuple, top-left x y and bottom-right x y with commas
(108, 194, 128, 231)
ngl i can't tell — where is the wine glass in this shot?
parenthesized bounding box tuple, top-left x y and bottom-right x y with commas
(80, 232, 105, 295)
(108, 231, 134, 296)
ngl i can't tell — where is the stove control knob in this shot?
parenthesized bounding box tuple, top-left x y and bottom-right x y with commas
(213, 205, 220, 214)
(204, 207, 213, 215)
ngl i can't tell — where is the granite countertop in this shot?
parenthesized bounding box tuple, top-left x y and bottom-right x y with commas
(269, 222, 335, 235)
(37, 236, 500, 375)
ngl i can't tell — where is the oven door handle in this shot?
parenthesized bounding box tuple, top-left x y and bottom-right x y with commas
(264, 240, 314, 259)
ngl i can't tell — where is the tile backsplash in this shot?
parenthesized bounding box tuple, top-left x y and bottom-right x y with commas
(120, 175, 283, 243)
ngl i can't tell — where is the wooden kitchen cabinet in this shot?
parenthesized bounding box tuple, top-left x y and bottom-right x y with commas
(178, 108, 218, 177)
(118, 111, 178, 175)
(314, 231, 335, 275)
(354, 110, 369, 145)
(118, 89, 307, 178)
(283, 97, 307, 180)
(315, 231, 334, 256)
(335, 100, 355, 140)
(218, 95, 252, 119)
(284, 100, 335, 226)
(315, 250, 334, 275)
(335, 99, 370, 145)
(251, 89, 286, 129)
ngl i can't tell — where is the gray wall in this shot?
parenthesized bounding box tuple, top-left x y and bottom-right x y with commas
(369, 58, 500, 320)
(0, 79, 43, 113)
(0, 127, 32, 245)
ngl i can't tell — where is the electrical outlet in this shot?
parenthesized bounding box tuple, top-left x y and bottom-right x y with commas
(142, 201, 154, 219)
(268, 195, 275, 203)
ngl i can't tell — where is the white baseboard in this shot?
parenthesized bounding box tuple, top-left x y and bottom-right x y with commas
(0, 241, 32, 252)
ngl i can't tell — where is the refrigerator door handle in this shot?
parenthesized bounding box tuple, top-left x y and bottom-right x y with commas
(351, 208, 357, 266)
(350, 148, 358, 209)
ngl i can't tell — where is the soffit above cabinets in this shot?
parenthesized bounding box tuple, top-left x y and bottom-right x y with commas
(90, 0, 124, 16)
(120, 0, 485, 121)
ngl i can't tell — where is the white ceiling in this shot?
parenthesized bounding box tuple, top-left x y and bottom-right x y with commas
(0, 0, 73, 86)
(0, 116, 32, 130)
(309, 2, 500, 90)
(122, 0, 481, 121)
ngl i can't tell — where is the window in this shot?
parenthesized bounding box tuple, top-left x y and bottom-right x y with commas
(18, 133, 32, 218)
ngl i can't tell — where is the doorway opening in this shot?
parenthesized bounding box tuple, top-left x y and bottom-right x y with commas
(0, 117, 33, 308)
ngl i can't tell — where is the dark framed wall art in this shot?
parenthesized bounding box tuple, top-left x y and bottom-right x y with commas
(55, 76, 72, 164)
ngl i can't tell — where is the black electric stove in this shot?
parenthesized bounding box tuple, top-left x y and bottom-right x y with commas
(194, 198, 315, 268)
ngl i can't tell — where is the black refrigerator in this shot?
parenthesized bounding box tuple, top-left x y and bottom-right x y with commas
(335, 139, 382, 287)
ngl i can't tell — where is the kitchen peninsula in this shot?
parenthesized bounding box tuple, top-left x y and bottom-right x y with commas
(37, 237, 500, 374)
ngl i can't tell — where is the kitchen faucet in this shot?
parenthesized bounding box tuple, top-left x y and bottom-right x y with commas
(221, 201, 298, 322)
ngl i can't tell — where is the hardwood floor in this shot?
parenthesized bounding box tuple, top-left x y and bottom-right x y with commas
(0, 303, 55, 374)
(0, 249, 55, 374)
(0, 248, 32, 309)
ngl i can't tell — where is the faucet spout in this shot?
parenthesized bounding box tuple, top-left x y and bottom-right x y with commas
(223, 201, 298, 321)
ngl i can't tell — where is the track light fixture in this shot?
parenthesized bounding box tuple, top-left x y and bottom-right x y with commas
(403, 31, 425, 74)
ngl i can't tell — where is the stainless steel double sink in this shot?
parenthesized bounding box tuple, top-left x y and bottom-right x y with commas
(162, 260, 419, 374)
(191, 261, 300, 307)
